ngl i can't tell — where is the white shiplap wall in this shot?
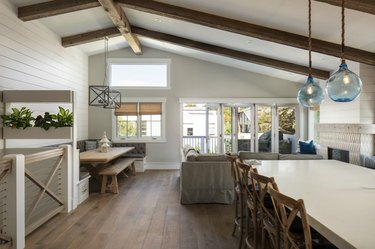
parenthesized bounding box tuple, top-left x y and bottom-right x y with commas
(0, 0, 89, 148)
(360, 64, 375, 124)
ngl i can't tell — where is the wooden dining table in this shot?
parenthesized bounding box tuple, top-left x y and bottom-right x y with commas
(80, 147, 135, 180)
(80, 147, 134, 164)
(247, 159, 375, 249)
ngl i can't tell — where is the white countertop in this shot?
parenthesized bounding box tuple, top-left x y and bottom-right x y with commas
(255, 160, 375, 249)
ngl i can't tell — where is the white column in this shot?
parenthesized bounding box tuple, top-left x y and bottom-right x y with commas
(4, 154, 25, 249)
(59, 144, 74, 212)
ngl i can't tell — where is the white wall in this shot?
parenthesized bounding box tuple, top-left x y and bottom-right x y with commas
(88, 47, 302, 167)
(0, 0, 89, 148)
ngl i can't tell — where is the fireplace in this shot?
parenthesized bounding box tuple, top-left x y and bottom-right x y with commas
(328, 147, 349, 163)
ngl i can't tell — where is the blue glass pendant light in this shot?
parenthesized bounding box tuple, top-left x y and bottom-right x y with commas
(326, 0, 362, 102)
(297, 0, 324, 108)
(298, 75, 324, 107)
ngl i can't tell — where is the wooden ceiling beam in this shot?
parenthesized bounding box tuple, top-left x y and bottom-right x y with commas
(117, 0, 375, 66)
(132, 27, 330, 79)
(62, 27, 120, 47)
(61, 26, 331, 79)
(98, 0, 142, 54)
(18, 0, 101, 21)
(314, 0, 375, 15)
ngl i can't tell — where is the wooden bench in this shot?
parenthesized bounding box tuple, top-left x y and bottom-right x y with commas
(98, 158, 136, 194)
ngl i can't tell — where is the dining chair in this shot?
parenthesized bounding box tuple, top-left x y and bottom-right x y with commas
(250, 171, 280, 249)
(236, 159, 258, 249)
(225, 154, 241, 238)
(268, 184, 338, 249)
(267, 184, 317, 249)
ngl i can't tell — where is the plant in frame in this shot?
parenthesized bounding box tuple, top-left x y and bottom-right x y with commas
(1, 107, 35, 129)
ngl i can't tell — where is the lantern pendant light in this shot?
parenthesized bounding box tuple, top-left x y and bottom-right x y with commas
(326, 0, 362, 102)
(297, 0, 324, 108)
(89, 37, 121, 109)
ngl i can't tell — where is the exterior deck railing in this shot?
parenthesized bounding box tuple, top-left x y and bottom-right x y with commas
(182, 136, 219, 153)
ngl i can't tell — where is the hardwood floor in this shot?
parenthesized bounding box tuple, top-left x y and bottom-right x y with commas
(26, 170, 238, 249)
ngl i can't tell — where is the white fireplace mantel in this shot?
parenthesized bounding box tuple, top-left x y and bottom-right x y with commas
(315, 123, 375, 135)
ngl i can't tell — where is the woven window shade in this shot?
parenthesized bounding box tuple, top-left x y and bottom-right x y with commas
(115, 103, 138, 116)
(140, 103, 162, 115)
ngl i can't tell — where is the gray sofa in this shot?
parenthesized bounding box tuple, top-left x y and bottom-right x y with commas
(238, 151, 323, 161)
(180, 146, 323, 204)
(180, 146, 234, 204)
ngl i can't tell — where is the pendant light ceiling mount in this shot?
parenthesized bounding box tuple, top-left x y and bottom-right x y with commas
(326, 0, 362, 102)
(89, 37, 121, 109)
(297, 0, 324, 108)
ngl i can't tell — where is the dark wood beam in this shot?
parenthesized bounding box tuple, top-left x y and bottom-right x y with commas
(18, 0, 101, 21)
(117, 0, 375, 66)
(62, 27, 120, 47)
(314, 0, 375, 15)
(132, 27, 330, 79)
(61, 27, 330, 79)
(98, 0, 142, 54)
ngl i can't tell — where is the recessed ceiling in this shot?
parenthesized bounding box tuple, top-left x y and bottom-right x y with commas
(8, 0, 375, 83)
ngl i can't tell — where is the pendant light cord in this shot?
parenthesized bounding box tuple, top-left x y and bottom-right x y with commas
(103, 37, 109, 86)
(308, 0, 312, 76)
(341, 0, 346, 64)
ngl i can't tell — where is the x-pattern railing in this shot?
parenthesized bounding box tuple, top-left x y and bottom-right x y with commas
(0, 159, 12, 248)
(24, 148, 64, 228)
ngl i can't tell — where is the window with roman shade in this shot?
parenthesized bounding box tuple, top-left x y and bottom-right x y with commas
(114, 100, 165, 141)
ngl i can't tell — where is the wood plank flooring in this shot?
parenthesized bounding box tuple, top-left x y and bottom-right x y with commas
(26, 170, 239, 249)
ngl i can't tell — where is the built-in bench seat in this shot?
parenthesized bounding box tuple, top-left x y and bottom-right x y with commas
(98, 158, 136, 194)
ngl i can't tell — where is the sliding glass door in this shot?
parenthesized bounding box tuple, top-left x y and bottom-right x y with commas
(182, 102, 298, 154)
(207, 105, 220, 153)
(182, 103, 220, 153)
(256, 105, 273, 153)
(278, 105, 297, 154)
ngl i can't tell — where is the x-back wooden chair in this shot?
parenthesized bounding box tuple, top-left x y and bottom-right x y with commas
(236, 159, 258, 249)
(250, 171, 280, 249)
(225, 155, 242, 238)
(268, 184, 313, 249)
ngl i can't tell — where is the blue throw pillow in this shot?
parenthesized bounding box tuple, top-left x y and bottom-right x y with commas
(299, 140, 316, 154)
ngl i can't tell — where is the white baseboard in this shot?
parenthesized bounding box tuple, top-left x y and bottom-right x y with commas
(145, 162, 180, 170)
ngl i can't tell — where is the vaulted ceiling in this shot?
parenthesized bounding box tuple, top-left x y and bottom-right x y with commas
(8, 0, 375, 82)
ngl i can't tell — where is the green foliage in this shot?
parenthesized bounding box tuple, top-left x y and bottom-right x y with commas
(118, 120, 137, 137)
(223, 107, 232, 135)
(34, 112, 56, 130)
(257, 107, 296, 134)
(54, 106, 73, 127)
(258, 107, 272, 133)
(1, 107, 34, 129)
(1, 106, 73, 130)
(278, 107, 296, 134)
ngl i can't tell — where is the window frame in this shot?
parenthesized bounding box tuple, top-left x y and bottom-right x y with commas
(108, 58, 171, 89)
(112, 97, 167, 143)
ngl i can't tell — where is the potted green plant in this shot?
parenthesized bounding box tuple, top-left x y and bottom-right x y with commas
(34, 112, 56, 130)
(1, 107, 34, 129)
(54, 106, 73, 128)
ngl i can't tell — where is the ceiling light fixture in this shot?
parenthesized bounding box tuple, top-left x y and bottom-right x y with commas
(297, 0, 324, 108)
(89, 37, 121, 109)
(326, 0, 362, 102)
